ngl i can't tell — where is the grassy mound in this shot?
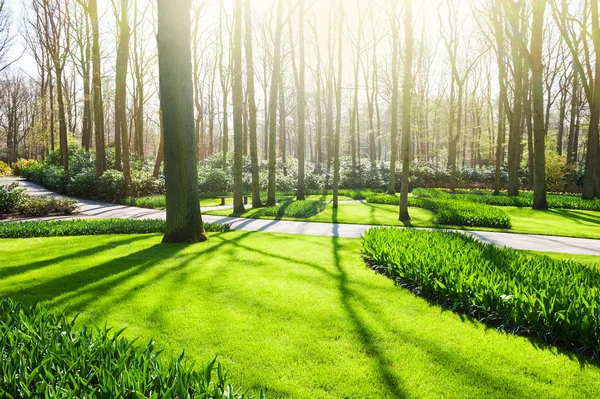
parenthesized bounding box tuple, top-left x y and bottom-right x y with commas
(362, 227, 600, 358)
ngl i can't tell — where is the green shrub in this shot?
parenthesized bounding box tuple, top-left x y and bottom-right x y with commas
(367, 190, 510, 228)
(0, 218, 231, 238)
(97, 169, 126, 202)
(0, 182, 26, 213)
(17, 196, 79, 217)
(11, 158, 38, 176)
(420, 198, 511, 228)
(124, 195, 168, 209)
(262, 200, 326, 219)
(362, 227, 600, 358)
(413, 188, 600, 211)
(0, 161, 11, 176)
(0, 298, 254, 398)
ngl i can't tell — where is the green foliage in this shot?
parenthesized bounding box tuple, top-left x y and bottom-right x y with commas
(0, 161, 11, 176)
(546, 154, 576, 193)
(0, 298, 253, 398)
(11, 159, 38, 176)
(0, 219, 230, 239)
(362, 227, 600, 358)
(420, 198, 511, 228)
(17, 196, 78, 217)
(366, 190, 511, 228)
(414, 188, 600, 211)
(261, 200, 326, 219)
(123, 195, 168, 209)
(0, 182, 26, 213)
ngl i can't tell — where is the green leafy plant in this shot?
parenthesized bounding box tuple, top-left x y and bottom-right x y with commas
(0, 218, 231, 238)
(362, 227, 600, 358)
(0, 298, 257, 398)
(0, 161, 11, 176)
(261, 200, 326, 219)
(0, 182, 26, 214)
(17, 196, 79, 217)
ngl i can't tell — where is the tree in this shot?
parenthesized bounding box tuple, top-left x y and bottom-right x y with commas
(399, 0, 413, 222)
(387, 0, 399, 195)
(113, 0, 132, 196)
(530, 0, 548, 209)
(244, 0, 262, 208)
(232, 0, 245, 214)
(296, 0, 306, 200)
(156, 0, 206, 243)
(332, 0, 343, 209)
(266, 0, 284, 207)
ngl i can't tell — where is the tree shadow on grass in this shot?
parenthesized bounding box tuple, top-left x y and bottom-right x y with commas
(331, 230, 407, 398)
(0, 235, 152, 281)
(547, 209, 600, 225)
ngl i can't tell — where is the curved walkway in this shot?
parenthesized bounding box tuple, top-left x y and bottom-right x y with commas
(2, 177, 599, 256)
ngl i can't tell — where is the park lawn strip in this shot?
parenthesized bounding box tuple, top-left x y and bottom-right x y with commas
(205, 201, 600, 239)
(524, 251, 600, 268)
(1, 233, 600, 398)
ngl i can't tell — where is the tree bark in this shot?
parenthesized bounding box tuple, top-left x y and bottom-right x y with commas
(399, 0, 413, 222)
(232, 0, 245, 214)
(244, 0, 262, 208)
(388, 2, 399, 195)
(157, 0, 206, 243)
(333, 0, 343, 208)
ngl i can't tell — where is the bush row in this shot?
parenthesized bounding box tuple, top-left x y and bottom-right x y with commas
(413, 188, 600, 211)
(0, 298, 254, 398)
(0, 182, 79, 217)
(261, 200, 326, 219)
(0, 218, 230, 239)
(362, 227, 600, 358)
(365, 192, 511, 228)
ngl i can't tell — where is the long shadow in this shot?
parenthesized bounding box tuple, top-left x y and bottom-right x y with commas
(0, 235, 151, 281)
(548, 209, 600, 225)
(331, 233, 407, 398)
(5, 242, 188, 305)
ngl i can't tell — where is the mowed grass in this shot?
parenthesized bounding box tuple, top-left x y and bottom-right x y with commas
(1, 232, 600, 398)
(206, 202, 600, 239)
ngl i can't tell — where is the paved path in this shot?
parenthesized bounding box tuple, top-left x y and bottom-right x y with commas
(2, 177, 599, 256)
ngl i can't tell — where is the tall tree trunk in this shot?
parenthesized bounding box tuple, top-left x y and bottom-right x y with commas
(584, 0, 600, 199)
(506, 2, 523, 197)
(531, 0, 548, 209)
(90, 0, 105, 176)
(333, 0, 343, 209)
(387, 3, 399, 195)
(153, 109, 164, 178)
(244, 0, 262, 208)
(157, 0, 206, 243)
(399, 0, 413, 222)
(557, 84, 567, 155)
(115, 0, 132, 196)
(266, 0, 283, 206)
(296, 0, 306, 200)
(232, 0, 245, 214)
(54, 66, 68, 171)
(278, 76, 286, 163)
(567, 71, 578, 163)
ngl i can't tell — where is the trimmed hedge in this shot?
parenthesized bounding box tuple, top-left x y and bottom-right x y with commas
(362, 227, 600, 358)
(366, 192, 511, 228)
(17, 196, 79, 217)
(420, 198, 511, 228)
(262, 200, 326, 219)
(0, 298, 255, 398)
(0, 219, 230, 239)
(414, 188, 600, 211)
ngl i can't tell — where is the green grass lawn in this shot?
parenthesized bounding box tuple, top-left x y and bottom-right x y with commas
(206, 202, 600, 239)
(2, 232, 600, 398)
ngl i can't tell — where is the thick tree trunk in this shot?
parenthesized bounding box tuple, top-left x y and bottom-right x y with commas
(333, 0, 343, 208)
(296, 0, 306, 200)
(55, 66, 68, 171)
(115, 0, 132, 196)
(531, 1, 548, 209)
(244, 0, 262, 208)
(232, 0, 245, 214)
(157, 0, 206, 243)
(399, 0, 413, 222)
(387, 4, 399, 195)
(566, 71, 578, 163)
(89, 0, 105, 176)
(266, 0, 283, 207)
